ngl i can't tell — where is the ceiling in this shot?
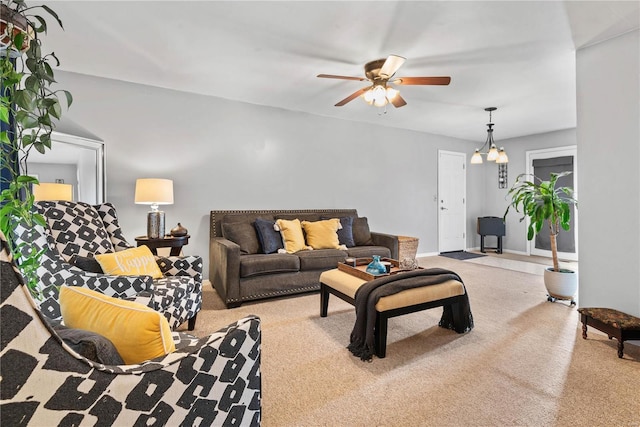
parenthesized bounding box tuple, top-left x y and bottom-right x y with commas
(42, 1, 639, 142)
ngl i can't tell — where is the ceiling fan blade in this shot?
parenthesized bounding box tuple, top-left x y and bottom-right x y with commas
(335, 87, 370, 107)
(392, 76, 451, 85)
(317, 74, 367, 81)
(379, 55, 406, 79)
(390, 94, 407, 108)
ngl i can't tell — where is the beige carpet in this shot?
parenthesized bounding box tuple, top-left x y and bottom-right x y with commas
(186, 257, 639, 426)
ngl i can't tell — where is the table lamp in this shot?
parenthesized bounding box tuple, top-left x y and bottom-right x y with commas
(134, 178, 174, 238)
(33, 182, 73, 201)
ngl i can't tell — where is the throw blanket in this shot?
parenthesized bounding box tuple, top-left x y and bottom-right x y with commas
(348, 268, 474, 361)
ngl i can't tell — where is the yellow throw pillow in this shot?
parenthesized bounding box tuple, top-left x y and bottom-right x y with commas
(59, 286, 175, 365)
(301, 219, 344, 250)
(275, 218, 312, 253)
(95, 246, 163, 279)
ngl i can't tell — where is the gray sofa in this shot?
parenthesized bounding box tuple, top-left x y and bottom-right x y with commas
(210, 209, 399, 308)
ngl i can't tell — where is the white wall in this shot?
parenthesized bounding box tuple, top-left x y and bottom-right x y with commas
(576, 29, 640, 316)
(54, 71, 483, 275)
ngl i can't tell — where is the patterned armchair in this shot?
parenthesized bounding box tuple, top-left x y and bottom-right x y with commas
(13, 201, 202, 330)
(0, 233, 261, 425)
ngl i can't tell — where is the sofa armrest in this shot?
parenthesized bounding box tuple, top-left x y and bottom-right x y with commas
(210, 237, 241, 307)
(371, 232, 399, 260)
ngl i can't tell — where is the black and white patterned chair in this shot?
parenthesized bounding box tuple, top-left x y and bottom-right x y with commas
(0, 232, 262, 426)
(13, 201, 202, 330)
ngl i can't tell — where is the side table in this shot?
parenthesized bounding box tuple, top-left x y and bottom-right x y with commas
(135, 235, 190, 256)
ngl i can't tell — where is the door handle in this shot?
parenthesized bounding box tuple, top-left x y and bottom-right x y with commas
(440, 207, 448, 210)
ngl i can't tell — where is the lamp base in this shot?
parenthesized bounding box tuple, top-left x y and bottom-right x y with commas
(147, 211, 165, 239)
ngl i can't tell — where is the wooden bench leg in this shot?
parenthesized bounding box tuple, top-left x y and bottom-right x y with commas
(320, 283, 330, 317)
(375, 312, 388, 359)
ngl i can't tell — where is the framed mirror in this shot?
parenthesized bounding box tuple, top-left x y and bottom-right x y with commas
(25, 132, 105, 204)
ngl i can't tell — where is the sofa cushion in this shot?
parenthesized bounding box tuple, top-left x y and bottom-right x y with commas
(253, 218, 284, 254)
(301, 219, 345, 250)
(297, 249, 347, 271)
(352, 217, 375, 246)
(240, 253, 300, 278)
(346, 246, 392, 259)
(275, 219, 312, 253)
(322, 216, 355, 247)
(222, 221, 260, 254)
(95, 245, 163, 279)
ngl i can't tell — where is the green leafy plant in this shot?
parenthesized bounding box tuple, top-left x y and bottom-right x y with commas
(504, 171, 578, 272)
(1, 0, 72, 297)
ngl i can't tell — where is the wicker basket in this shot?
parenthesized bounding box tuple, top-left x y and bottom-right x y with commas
(397, 236, 419, 261)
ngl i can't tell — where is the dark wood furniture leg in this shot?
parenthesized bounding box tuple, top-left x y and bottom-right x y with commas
(580, 312, 640, 358)
(188, 313, 197, 331)
(320, 283, 330, 317)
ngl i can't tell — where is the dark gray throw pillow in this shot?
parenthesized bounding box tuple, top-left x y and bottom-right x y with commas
(321, 216, 356, 247)
(50, 322, 125, 365)
(254, 218, 284, 254)
(352, 217, 375, 246)
(69, 255, 104, 273)
(222, 221, 260, 254)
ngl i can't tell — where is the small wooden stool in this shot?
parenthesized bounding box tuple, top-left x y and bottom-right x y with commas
(578, 307, 640, 358)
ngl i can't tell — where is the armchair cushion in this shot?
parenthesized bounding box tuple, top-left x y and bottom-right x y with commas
(69, 254, 104, 273)
(95, 245, 163, 279)
(60, 286, 176, 364)
(49, 321, 125, 365)
(41, 201, 114, 261)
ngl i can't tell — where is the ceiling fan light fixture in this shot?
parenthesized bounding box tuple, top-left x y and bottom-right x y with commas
(385, 87, 399, 101)
(363, 89, 375, 104)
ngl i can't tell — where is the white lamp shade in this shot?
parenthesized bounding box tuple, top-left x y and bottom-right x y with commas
(33, 183, 73, 201)
(134, 178, 174, 205)
(496, 148, 509, 164)
(470, 150, 483, 164)
(486, 145, 499, 161)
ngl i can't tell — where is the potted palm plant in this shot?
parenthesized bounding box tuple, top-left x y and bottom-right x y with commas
(504, 171, 578, 304)
(1, 0, 72, 297)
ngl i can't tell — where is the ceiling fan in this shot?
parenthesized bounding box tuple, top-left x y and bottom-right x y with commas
(317, 54, 451, 108)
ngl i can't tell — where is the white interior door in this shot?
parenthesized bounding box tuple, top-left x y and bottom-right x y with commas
(438, 150, 466, 253)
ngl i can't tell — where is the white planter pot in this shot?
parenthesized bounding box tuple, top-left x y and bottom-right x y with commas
(544, 267, 578, 301)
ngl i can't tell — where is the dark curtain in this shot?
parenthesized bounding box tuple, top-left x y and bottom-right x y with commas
(1, 57, 18, 196)
(532, 156, 575, 253)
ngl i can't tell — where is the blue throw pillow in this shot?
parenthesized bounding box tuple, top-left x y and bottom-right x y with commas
(254, 218, 284, 254)
(321, 216, 355, 247)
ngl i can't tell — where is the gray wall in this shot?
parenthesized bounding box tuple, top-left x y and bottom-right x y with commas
(576, 29, 640, 316)
(479, 129, 577, 253)
(54, 71, 483, 275)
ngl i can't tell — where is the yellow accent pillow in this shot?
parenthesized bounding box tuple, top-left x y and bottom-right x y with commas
(301, 219, 344, 250)
(59, 286, 175, 365)
(95, 246, 163, 279)
(275, 218, 312, 253)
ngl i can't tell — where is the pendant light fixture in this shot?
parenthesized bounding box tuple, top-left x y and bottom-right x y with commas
(471, 107, 508, 164)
